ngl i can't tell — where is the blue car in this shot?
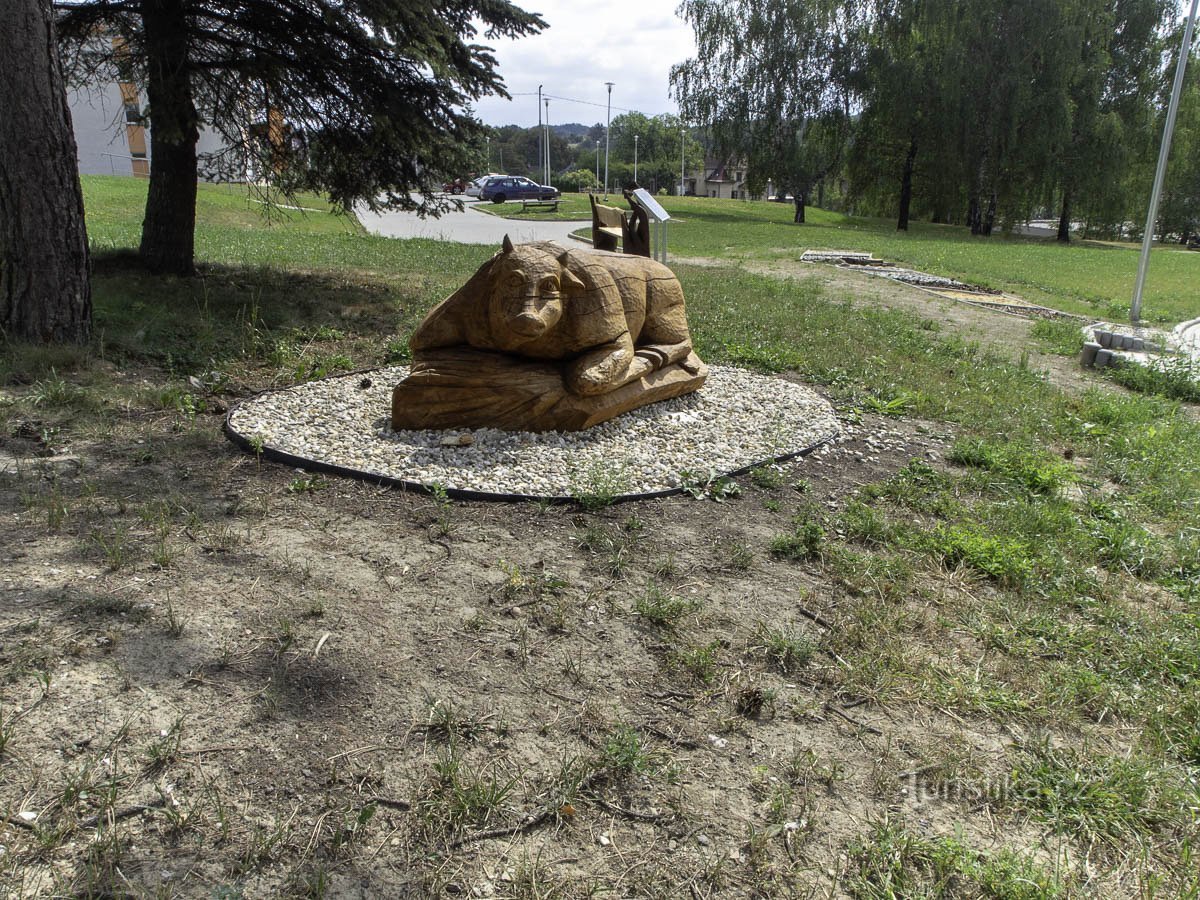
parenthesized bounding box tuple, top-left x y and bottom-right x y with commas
(480, 176, 560, 204)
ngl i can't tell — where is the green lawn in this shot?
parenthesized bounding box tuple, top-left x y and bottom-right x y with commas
(489, 191, 1199, 324)
(668, 197, 1200, 324)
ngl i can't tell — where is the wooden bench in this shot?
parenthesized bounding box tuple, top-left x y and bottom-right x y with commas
(590, 193, 626, 252)
(520, 197, 561, 212)
(622, 189, 651, 257)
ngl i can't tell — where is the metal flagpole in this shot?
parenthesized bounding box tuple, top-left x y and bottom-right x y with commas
(1130, 0, 1199, 324)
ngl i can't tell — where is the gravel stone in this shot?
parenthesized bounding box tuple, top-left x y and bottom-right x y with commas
(226, 365, 839, 500)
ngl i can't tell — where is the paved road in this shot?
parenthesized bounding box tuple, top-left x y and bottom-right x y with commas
(357, 197, 586, 246)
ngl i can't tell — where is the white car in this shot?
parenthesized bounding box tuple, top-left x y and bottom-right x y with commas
(465, 175, 501, 199)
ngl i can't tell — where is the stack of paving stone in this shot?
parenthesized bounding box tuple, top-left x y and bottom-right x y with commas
(1078, 322, 1200, 385)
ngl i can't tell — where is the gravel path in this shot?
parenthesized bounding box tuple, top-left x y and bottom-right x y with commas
(226, 366, 839, 500)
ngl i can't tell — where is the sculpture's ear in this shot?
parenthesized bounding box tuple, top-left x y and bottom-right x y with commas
(561, 268, 586, 293)
(502, 234, 514, 254)
(556, 250, 586, 294)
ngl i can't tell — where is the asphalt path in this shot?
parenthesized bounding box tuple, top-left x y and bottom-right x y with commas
(356, 197, 585, 246)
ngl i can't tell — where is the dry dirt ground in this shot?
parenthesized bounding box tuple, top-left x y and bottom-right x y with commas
(0, 268, 1136, 897)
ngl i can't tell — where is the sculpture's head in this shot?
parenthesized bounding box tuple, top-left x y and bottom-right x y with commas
(489, 236, 585, 341)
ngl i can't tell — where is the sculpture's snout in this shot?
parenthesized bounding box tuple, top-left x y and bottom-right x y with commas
(509, 310, 548, 337)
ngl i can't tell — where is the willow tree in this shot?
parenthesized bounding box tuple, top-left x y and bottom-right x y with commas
(57, 0, 545, 274)
(671, 0, 861, 223)
(1, 0, 91, 343)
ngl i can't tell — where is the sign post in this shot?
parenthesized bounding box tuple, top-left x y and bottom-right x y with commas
(632, 188, 672, 265)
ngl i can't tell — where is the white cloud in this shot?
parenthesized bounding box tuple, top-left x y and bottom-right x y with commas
(471, 0, 698, 127)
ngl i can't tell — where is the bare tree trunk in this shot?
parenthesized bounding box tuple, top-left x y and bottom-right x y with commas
(1057, 188, 1072, 242)
(897, 139, 917, 231)
(968, 196, 982, 234)
(982, 192, 996, 236)
(0, 0, 91, 343)
(138, 0, 199, 274)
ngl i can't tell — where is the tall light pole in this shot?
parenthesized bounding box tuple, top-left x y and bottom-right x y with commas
(486, 135, 490, 172)
(595, 140, 600, 191)
(604, 81, 613, 198)
(634, 135, 639, 184)
(537, 85, 543, 181)
(1130, 0, 1199, 324)
(544, 98, 551, 185)
(680, 122, 686, 196)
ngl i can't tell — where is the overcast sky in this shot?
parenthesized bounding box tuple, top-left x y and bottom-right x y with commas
(471, 1, 698, 127)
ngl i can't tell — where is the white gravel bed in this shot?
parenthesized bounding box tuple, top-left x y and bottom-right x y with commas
(226, 365, 839, 499)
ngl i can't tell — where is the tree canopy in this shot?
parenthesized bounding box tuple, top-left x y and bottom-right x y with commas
(57, 0, 545, 273)
(671, 0, 859, 222)
(672, 0, 1182, 238)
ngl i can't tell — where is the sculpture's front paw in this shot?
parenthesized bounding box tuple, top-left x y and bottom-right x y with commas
(572, 366, 617, 396)
(569, 350, 634, 396)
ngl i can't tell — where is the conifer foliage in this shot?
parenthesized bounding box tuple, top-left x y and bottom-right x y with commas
(57, 0, 546, 273)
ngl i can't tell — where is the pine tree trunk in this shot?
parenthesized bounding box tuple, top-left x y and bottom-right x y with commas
(139, 0, 199, 275)
(1057, 188, 1072, 242)
(793, 194, 806, 224)
(982, 192, 996, 237)
(0, 0, 92, 343)
(897, 139, 917, 231)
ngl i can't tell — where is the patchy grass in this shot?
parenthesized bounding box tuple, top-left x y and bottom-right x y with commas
(1, 175, 1198, 896)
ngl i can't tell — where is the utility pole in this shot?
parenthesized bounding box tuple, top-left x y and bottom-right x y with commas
(537, 85, 543, 182)
(486, 136, 490, 172)
(634, 135, 639, 183)
(1131, 0, 1198, 324)
(544, 98, 551, 185)
(604, 81, 613, 198)
(595, 140, 600, 191)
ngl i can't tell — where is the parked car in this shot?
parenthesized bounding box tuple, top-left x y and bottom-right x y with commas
(442, 178, 468, 194)
(480, 176, 560, 204)
(465, 175, 501, 199)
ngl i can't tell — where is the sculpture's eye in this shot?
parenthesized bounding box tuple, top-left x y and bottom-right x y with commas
(508, 270, 525, 288)
(540, 277, 559, 295)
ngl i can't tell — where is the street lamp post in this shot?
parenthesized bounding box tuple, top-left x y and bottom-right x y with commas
(604, 81, 613, 198)
(537, 85, 542, 181)
(544, 98, 551, 185)
(679, 123, 685, 196)
(595, 140, 600, 191)
(634, 135, 639, 184)
(486, 136, 490, 172)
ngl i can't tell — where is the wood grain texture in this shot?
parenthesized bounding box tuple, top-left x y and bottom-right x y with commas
(392, 240, 708, 432)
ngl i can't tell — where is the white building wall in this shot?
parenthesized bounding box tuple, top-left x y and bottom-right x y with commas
(68, 82, 133, 176)
(68, 81, 239, 181)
